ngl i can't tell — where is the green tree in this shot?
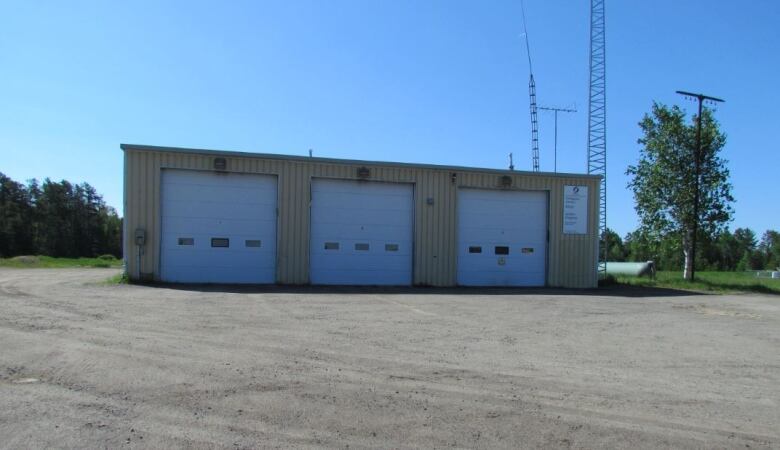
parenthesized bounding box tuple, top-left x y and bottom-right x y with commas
(701, 230, 741, 271)
(733, 228, 760, 271)
(0, 174, 123, 259)
(626, 103, 733, 279)
(0, 172, 35, 256)
(759, 230, 780, 270)
(624, 230, 682, 270)
(600, 228, 627, 262)
(35, 179, 77, 257)
(733, 228, 757, 251)
(624, 231, 653, 263)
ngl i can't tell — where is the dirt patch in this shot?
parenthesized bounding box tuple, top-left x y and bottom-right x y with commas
(0, 268, 778, 449)
(673, 303, 762, 319)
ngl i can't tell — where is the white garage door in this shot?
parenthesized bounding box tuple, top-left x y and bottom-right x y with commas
(457, 188, 547, 286)
(310, 179, 413, 285)
(160, 170, 277, 283)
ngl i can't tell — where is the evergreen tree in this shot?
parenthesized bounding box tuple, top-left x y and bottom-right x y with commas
(759, 230, 780, 270)
(0, 173, 35, 256)
(0, 173, 123, 259)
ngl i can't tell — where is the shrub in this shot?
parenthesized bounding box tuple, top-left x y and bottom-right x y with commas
(598, 274, 618, 287)
(10, 255, 40, 264)
(97, 254, 116, 261)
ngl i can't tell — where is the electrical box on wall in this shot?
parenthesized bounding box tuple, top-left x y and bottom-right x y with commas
(135, 228, 146, 246)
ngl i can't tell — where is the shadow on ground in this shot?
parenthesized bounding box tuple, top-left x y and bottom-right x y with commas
(133, 281, 703, 298)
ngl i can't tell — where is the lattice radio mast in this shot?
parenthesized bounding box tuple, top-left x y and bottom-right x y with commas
(588, 0, 607, 276)
(521, 0, 540, 171)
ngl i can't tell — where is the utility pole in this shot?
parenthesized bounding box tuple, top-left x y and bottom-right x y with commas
(539, 106, 576, 172)
(675, 90, 725, 282)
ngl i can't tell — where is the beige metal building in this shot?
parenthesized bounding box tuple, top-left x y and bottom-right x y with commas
(123, 144, 600, 288)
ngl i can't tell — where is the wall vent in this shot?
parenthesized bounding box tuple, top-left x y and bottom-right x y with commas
(357, 166, 370, 179)
(214, 157, 227, 171)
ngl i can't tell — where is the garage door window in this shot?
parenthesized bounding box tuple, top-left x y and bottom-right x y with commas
(355, 243, 369, 251)
(178, 237, 194, 246)
(469, 246, 482, 254)
(324, 242, 339, 250)
(211, 238, 230, 248)
(245, 240, 262, 248)
(385, 243, 399, 252)
(494, 246, 509, 255)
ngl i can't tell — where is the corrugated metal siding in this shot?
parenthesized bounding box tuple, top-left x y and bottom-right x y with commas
(123, 148, 600, 287)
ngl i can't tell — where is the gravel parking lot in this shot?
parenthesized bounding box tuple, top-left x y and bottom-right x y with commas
(1, 268, 778, 449)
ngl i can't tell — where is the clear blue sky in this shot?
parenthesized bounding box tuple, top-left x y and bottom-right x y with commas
(1, 1, 778, 238)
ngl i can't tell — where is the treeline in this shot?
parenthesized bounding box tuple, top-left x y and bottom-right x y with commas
(603, 228, 780, 271)
(0, 172, 122, 258)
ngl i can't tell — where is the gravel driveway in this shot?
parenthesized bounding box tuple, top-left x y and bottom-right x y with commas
(1, 268, 778, 448)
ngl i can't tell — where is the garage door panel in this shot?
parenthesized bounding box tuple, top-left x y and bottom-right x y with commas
(163, 201, 275, 222)
(458, 207, 547, 224)
(164, 170, 272, 187)
(311, 248, 412, 259)
(161, 231, 272, 244)
(314, 197, 411, 210)
(458, 226, 546, 241)
(162, 217, 276, 235)
(462, 200, 545, 214)
(310, 241, 412, 257)
(161, 244, 270, 260)
(313, 181, 410, 195)
(162, 266, 272, 284)
(459, 210, 546, 226)
(311, 269, 409, 285)
(311, 241, 412, 257)
(310, 179, 413, 285)
(459, 246, 544, 258)
(313, 204, 409, 225)
(163, 257, 275, 270)
(463, 194, 547, 205)
(311, 223, 413, 241)
(163, 201, 276, 218)
(161, 170, 277, 284)
(309, 256, 410, 271)
(456, 271, 544, 287)
(163, 185, 275, 205)
(457, 189, 547, 286)
(459, 255, 545, 271)
(163, 177, 276, 191)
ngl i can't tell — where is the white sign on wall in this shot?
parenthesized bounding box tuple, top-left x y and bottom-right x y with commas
(563, 185, 588, 235)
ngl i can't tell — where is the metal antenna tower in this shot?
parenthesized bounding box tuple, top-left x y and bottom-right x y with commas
(588, 0, 607, 277)
(539, 105, 576, 172)
(521, 0, 540, 171)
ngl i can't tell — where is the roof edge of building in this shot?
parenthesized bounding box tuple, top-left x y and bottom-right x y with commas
(120, 143, 602, 180)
